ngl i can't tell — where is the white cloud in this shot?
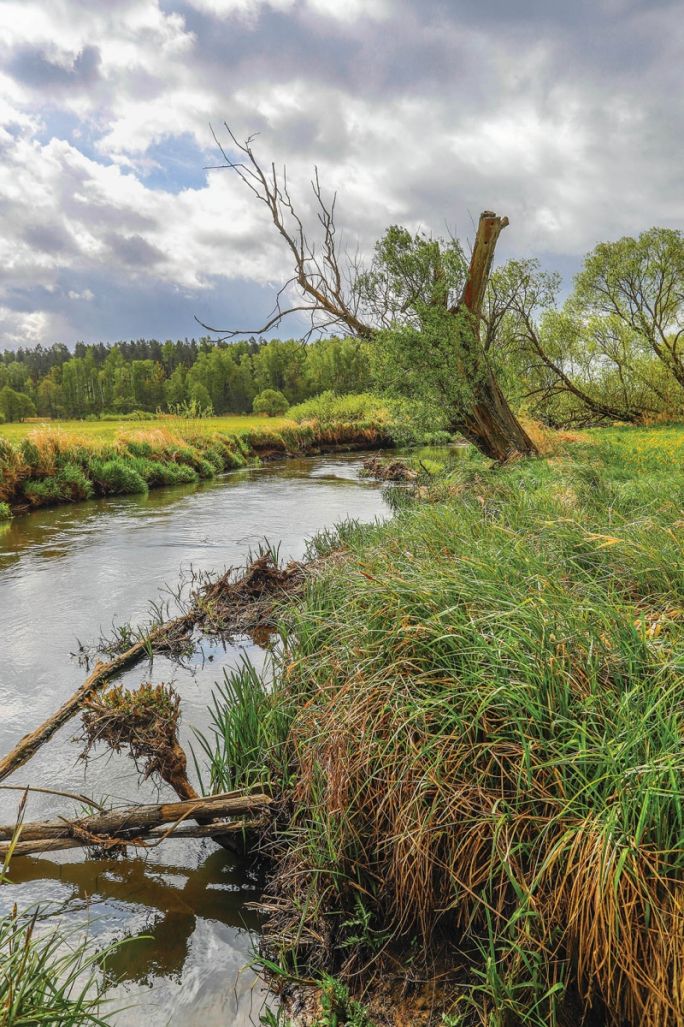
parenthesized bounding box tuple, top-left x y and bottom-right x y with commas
(0, 0, 681, 347)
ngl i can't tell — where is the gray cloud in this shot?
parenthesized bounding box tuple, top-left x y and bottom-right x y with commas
(8, 44, 101, 89)
(105, 233, 167, 267)
(0, 0, 681, 348)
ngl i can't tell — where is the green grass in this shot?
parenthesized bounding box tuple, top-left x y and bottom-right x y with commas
(0, 413, 294, 443)
(0, 415, 396, 513)
(206, 424, 684, 1027)
(0, 909, 118, 1025)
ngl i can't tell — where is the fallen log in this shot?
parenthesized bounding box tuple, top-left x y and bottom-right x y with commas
(0, 553, 303, 785)
(1, 820, 260, 858)
(0, 791, 271, 858)
(0, 628, 178, 785)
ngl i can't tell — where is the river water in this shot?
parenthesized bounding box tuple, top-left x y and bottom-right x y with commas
(0, 454, 390, 1025)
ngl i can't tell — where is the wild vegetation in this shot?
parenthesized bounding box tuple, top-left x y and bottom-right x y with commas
(0, 394, 435, 513)
(202, 424, 684, 1027)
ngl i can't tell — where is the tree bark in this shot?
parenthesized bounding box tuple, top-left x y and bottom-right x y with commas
(0, 791, 271, 858)
(455, 212, 538, 461)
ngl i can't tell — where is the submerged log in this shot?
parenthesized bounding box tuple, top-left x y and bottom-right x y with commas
(0, 791, 271, 858)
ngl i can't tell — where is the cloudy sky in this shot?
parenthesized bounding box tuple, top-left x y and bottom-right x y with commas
(0, 0, 681, 350)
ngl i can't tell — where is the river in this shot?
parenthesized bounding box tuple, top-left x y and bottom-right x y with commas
(0, 454, 390, 1026)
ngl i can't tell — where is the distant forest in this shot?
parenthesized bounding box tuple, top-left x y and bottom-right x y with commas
(0, 336, 371, 421)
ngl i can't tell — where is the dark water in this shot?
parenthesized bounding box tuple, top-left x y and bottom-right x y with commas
(0, 455, 389, 1025)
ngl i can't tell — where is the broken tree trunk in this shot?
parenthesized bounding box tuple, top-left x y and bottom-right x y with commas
(0, 791, 271, 858)
(454, 211, 539, 462)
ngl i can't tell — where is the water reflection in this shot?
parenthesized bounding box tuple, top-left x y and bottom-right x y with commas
(0, 454, 390, 1024)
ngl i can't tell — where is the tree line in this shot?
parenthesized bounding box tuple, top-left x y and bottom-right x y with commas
(0, 335, 372, 422)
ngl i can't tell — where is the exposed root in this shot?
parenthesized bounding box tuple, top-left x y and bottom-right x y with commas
(361, 457, 417, 482)
(80, 683, 194, 799)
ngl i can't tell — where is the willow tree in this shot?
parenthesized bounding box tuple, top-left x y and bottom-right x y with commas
(203, 126, 537, 461)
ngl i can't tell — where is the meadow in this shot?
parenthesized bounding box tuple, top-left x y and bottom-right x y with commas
(0, 413, 294, 443)
(204, 422, 684, 1027)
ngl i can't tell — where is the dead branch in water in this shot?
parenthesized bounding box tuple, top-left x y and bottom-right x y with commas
(0, 791, 271, 859)
(0, 553, 304, 785)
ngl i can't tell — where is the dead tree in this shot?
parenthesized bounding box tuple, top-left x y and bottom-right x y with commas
(201, 126, 537, 461)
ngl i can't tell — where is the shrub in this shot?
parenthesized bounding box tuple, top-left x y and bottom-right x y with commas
(253, 388, 290, 417)
(128, 456, 198, 487)
(289, 391, 388, 427)
(23, 476, 64, 506)
(89, 458, 148, 495)
(0, 501, 11, 520)
(55, 461, 94, 502)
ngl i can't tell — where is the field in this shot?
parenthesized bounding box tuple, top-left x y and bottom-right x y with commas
(0, 413, 294, 443)
(208, 422, 684, 1027)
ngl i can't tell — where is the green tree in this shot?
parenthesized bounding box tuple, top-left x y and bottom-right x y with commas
(206, 127, 537, 460)
(0, 385, 36, 422)
(188, 380, 213, 413)
(496, 254, 684, 427)
(253, 388, 289, 416)
(164, 365, 188, 408)
(572, 227, 684, 391)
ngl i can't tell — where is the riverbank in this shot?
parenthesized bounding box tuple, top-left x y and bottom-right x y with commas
(0, 418, 393, 516)
(209, 423, 684, 1027)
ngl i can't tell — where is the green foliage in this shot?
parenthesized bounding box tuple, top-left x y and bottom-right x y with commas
(316, 977, 376, 1027)
(0, 384, 36, 422)
(195, 659, 294, 794)
(0, 501, 11, 520)
(289, 391, 387, 426)
(289, 391, 449, 446)
(357, 225, 490, 430)
(56, 461, 94, 501)
(0, 908, 117, 1025)
(127, 456, 198, 486)
(89, 458, 148, 495)
(253, 388, 290, 417)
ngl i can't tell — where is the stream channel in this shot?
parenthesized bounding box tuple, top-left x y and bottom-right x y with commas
(0, 452, 393, 1025)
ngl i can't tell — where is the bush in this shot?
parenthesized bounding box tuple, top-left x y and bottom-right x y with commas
(89, 458, 148, 496)
(0, 501, 11, 520)
(128, 456, 197, 487)
(23, 477, 64, 506)
(0, 385, 36, 422)
(253, 388, 290, 417)
(55, 461, 94, 502)
(289, 391, 388, 427)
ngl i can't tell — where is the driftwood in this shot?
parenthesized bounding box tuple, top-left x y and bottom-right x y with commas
(0, 553, 303, 785)
(0, 791, 271, 859)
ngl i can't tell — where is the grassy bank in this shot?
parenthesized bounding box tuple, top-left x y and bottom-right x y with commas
(206, 424, 684, 1027)
(0, 394, 448, 515)
(0, 412, 398, 516)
